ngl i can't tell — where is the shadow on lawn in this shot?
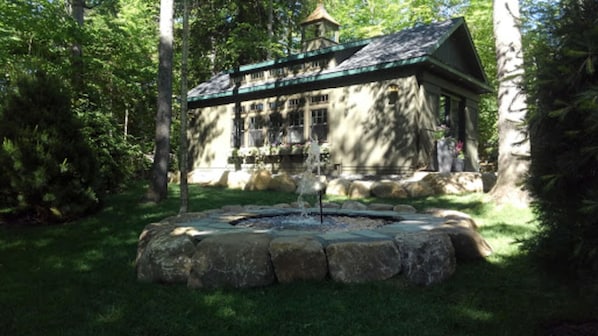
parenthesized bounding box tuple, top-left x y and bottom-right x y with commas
(1, 184, 596, 335)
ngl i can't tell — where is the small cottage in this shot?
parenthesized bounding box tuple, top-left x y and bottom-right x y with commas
(187, 4, 491, 177)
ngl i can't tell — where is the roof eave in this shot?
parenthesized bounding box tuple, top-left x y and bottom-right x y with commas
(188, 57, 431, 104)
(426, 58, 493, 94)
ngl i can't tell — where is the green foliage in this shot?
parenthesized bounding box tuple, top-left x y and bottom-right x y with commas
(0, 72, 100, 222)
(75, 104, 150, 193)
(525, 0, 598, 278)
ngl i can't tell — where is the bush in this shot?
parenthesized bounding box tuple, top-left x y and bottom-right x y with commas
(0, 72, 100, 223)
(525, 0, 598, 278)
(75, 105, 150, 193)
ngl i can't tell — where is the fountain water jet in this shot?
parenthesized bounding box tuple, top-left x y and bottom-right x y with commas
(296, 138, 324, 224)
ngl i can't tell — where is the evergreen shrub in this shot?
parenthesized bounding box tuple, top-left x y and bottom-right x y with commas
(0, 72, 99, 222)
(525, 0, 598, 278)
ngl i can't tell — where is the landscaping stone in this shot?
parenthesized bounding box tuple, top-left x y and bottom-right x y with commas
(371, 181, 408, 198)
(268, 173, 297, 193)
(424, 208, 477, 229)
(431, 226, 493, 261)
(188, 169, 229, 187)
(326, 240, 401, 283)
(393, 204, 417, 213)
(402, 180, 436, 198)
(322, 202, 341, 208)
(245, 169, 272, 191)
(137, 205, 491, 289)
(326, 178, 351, 196)
(269, 236, 327, 283)
(349, 181, 373, 198)
(227, 170, 252, 189)
(136, 227, 196, 284)
(187, 233, 274, 289)
(395, 231, 456, 286)
(422, 172, 483, 194)
(341, 200, 367, 210)
(367, 203, 394, 211)
(221, 204, 245, 212)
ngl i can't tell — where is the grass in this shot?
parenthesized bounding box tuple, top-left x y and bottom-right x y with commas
(1, 183, 596, 335)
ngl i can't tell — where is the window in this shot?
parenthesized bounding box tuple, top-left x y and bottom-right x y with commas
(270, 68, 286, 77)
(311, 108, 328, 141)
(387, 85, 399, 105)
(311, 94, 329, 104)
(438, 95, 450, 127)
(250, 102, 264, 112)
(248, 116, 265, 147)
(268, 112, 284, 145)
(250, 71, 264, 80)
(288, 111, 304, 143)
(288, 97, 305, 108)
(231, 117, 245, 148)
(309, 59, 328, 70)
(269, 101, 284, 111)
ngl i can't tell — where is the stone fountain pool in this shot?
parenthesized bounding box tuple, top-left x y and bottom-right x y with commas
(135, 201, 492, 289)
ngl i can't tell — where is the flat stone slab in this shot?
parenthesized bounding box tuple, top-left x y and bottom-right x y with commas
(136, 202, 492, 288)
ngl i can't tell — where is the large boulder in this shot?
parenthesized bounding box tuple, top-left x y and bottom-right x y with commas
(349, 181, 373, 198)
(268, 173, 297, 193)
(269, 236, 327, 283)
(227, 171, 252, 190)
(188, 169, 229, 187)
(326, 178, 351, 196)
(245, 169, 272, 191)
(422, 173, 483, 195)
(136, 225, 196, 284)
(431, 226, 493, 261)
(326, 240, 401, 283)
(188, 233, 274, 289)
(371, 181, 408, 199)
(395, 232, 456, 286)
(402, 180, 436, 198)
(423, 208, 478, 229)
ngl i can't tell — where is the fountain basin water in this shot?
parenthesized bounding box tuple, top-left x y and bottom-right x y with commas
(232, 212, 396, 232)
(135, 202, 493, 288)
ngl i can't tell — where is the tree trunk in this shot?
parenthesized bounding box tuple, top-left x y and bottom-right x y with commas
(146, 0, 174, 203)
(490, 0, 530, 206)
(179, 0, 190, 213)
(69, 0, 85, 94)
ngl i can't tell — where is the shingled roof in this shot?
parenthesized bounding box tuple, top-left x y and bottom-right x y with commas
(188, 17, 490, 107)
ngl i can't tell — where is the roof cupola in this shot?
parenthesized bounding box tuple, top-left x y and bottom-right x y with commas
(300, 2, 340, 52)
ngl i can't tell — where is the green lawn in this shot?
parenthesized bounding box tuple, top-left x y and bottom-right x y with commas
(0, 183, 595, 335)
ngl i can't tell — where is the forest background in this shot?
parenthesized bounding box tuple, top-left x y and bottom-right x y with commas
(1, 0, 518, 170)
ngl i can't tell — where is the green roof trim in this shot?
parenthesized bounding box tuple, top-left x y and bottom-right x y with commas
(188, 54, 491, 104)
(229, 39, 371, 74)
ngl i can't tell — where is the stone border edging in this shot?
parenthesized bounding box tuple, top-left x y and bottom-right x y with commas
(135, 201, 493, 288)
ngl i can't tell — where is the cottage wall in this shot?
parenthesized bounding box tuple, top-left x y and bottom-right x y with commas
(328, 76, 429, 174)
(187, 74, 448, 176)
